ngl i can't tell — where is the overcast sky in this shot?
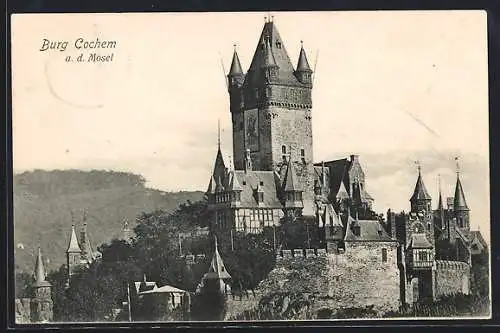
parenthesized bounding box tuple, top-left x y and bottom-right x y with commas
(11, 11, 489, 242)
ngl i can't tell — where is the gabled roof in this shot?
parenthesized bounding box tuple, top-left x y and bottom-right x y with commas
(324, 204, 342, 227)
(410, 169, 432, 202)
(233, 170, 282, 208)
(454, 174, 469, 211)
(408, 234, 433, 249)
(227, 170, 243, 191)
(204, 236, 231, 280)
(315, 158, 350, 198)
(244, 21, 304, 87)
(470, 230, 488, 249)
(336, 181, 350, 200)
(344, 220, 393, 242)
(67, 225, 81, 253)
(138, 284, 186, 295)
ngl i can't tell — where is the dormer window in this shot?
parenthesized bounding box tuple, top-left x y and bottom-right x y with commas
(261, 43, 265, 50)
(242, 181, 247, 185)
(282, 145, 287, 162)
(276, 41, 282, 49)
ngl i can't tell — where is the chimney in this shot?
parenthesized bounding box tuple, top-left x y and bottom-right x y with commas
(387, 209, 397, 240)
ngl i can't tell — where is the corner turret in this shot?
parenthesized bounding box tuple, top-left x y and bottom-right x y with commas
(294, 41, 313, 86)
(410, 163, 432, 213)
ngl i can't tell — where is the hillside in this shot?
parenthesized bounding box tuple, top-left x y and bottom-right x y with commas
(13, 169, 204, 274)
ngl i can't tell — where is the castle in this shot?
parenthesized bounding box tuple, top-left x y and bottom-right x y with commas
(15, 248, 53, 323)
(204, 17, 488, 309)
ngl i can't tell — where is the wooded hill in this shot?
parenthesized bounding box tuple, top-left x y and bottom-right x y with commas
(13, 169, 203, 274)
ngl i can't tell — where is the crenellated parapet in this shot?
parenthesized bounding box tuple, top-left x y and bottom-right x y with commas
(276, 248, 327, 260)
(435, 260, 470, 271)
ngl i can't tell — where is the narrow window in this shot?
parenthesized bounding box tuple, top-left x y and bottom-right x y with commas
(282, 145, 287, 154)
(382, 248, 388, 263)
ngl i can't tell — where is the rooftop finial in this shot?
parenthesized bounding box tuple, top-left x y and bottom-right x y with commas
(415, 160, 421, 174)
(217, 119, 221, 149)
(438, 173, 441, 191)
(233, 43, 237, 51)
(264, 15, 268, 23)
(455, 156, 460, 176)
(300, 40, 303, 47)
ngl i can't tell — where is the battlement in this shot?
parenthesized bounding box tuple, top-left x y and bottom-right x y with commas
(276, 248, 327, 259)
(228, 289, 262, 301)
(181, 253, 206, 265)
(435, 260, 470, 270)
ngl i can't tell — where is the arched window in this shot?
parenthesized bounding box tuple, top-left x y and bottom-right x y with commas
(382, 248, 388, 262)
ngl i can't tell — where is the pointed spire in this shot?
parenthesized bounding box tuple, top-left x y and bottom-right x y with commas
(228, 45, 244, 76)
(34, 247, 50, 287)
(296, 41, 312, 72)
(217, 119, 221, 150)
(437, 174, 444, 210)
(206, 235, 231, 280)
(410, 161, 431, 202)
(212, 121, 226, 179)
(284, 157, 301, 192)
(454, 158, 469, 211)
(67, 224, 81, 253)
(228, 171, 243, 192)
(262, 37, 277, 68)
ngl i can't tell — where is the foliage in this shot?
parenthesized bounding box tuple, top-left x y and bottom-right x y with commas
(14, 169, 203, 273)
(471, 251, 489, 297)
(15, 272, 34, 299)
(384, 294, 490, 318)
(190, 286, 227, 321)
(280, 216, 321, 249)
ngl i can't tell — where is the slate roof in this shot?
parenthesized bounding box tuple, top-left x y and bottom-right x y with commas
(344, 219, 393, 242)
(408, 233, 433, 249)
(228, 50, 244, 76)
(314, 158, 350, 198)
(233, 170, 282, 208)
(67, 225, 81, 253)
(138, 284, 186, 295)
(410, 171, 432, 201)
(296, 45, 312, 72)
(454, 175, 469, 210)
(470, 230, 488, 249)
(204, 237, 231, 280)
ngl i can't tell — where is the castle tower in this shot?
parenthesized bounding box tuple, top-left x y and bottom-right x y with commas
(228, 18, 315, 216)
(66, 224, 82, 284)
(32, 247, 53, 322)
(410, 163, 432, 213)
(453, 160, 470, 231)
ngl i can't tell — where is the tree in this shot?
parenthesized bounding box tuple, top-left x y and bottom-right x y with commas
(15, 272, 34, 299)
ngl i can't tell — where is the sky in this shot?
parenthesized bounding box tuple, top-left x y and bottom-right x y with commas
(11, 11, 490, 242)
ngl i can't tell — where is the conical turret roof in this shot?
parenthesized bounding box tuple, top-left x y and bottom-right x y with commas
(67, 224, 81, 253)
(34, 247, 51, 287)
(454, 174, 469, 211)
(296, 43, 312, 72)
(228, 49, 244, 76)
(410, 169, 431, 202)
(205, 236, 231, 280)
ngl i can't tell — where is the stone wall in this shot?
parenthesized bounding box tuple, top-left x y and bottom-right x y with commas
(252, 242, 401, 318)
(435, 260, 471, 297)
(15, 298, 31, 324)
(225, 291, 262, 320)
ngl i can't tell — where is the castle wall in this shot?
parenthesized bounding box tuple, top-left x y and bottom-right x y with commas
(435, 260, 471, 297)
(225, 291, 262, 320)
(248, 244, 400, 319)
